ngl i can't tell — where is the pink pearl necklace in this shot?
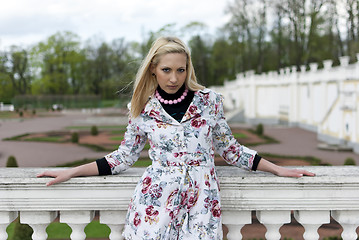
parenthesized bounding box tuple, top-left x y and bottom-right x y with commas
(155, 88, 188, 105)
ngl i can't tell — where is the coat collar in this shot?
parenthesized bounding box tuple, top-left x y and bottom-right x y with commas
(142, 88, 211, 125)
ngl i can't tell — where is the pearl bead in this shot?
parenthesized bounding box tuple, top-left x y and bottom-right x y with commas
(155, 88, 188, 105)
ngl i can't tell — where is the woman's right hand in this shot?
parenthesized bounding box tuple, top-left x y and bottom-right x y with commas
(37, 169, 74, 186)
(36, 162, 100, 186)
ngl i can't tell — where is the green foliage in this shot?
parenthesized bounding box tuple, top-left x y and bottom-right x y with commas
(91, 125, 98, 136)
(344, 157, 356, 166)
(6, 155, 18, 167)
(18, 111, 23, 117)
(71, 132, 79, 143)
(10, 218, 33, 240)
(255, 123, 264, 136)
(12, 94, 101, 109)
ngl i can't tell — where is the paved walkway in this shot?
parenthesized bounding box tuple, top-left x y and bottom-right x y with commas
(0, 110, 126, 167)
(1, 111, 358, 167)
(230, 123, 359, 166)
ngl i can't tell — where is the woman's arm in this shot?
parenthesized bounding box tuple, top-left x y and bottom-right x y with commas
(37, 161, 99, 186)
(257, 158, 315, 177)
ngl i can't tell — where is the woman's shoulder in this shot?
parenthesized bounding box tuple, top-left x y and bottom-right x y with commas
(197, 88, 223, 101)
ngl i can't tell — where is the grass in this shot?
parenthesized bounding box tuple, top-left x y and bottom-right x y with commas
(232, 132, 248, 139)
(6, 220, 110, 239)
(56, 157, 152, 168)
(261, 153, 325, 166)
(110, 136, 124, 141)
(0, 111, 16, 118)
(24, 136, 64, 142)
(66, 125, 127, 130)
(3, 133, 30, 141)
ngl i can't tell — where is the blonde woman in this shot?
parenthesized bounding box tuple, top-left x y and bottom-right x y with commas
(38, 36, 314, 239)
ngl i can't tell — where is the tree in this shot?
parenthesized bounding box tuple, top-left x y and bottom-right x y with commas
(210, 38, 235, 85)
(0, 51, 15, 102)
(0, 46, 32, 101)
(343, 0, 359, 60)
(188, 35, 212, 86)
(225, 0, 269, 73)
(304, 0, 327, 63)
(32, 31, 84, 94)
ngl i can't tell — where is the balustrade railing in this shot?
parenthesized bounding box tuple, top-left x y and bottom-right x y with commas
(1, 166, 359, 240)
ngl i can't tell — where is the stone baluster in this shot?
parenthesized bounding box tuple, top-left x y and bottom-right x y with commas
(100, 210, 127, 240)
(222, 210, 251, 240)
(294, 210, 330, 240)
(60, 210, 95, 240)
(0, 211, 18, 240)
(309, 63, 318, 72)
(339, 56, 350, 67)
(323, 60, 333, 70)
(332, 210, 359, 240)
(256, 210, 291, 240)
(300, 65, 307, 73)
(20, 211, 57, 240)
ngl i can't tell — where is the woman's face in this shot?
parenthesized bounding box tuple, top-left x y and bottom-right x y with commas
(151, 53, 187, 94)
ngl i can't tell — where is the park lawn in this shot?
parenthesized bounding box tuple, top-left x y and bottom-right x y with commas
(24, 136, 64, 142)
(0, 111, 16, 118)
(66, 125, 127, 130)
(56, 157, 152, 168)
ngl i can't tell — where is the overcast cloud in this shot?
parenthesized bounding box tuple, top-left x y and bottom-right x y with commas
(0, 0, 230, 48)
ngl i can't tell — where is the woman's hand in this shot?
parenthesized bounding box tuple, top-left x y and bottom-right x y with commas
(257, 158, 315, 178)
(275, 167, 315, 178)
(37, 162, 100, 186)
(37, 169, 74, 186)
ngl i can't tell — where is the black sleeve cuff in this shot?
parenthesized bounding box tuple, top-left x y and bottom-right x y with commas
(251, 154, 262, 171)
(96, 157, 112, 176)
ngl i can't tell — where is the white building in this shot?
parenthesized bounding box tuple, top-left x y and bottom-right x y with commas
(211, 54, 359, 154)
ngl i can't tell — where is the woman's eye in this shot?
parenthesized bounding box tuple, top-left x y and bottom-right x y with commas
(178, 68, 186, 73)
(162, 68, 170, 72)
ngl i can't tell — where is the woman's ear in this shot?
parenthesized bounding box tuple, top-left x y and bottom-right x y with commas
(150, 64, 156, 75)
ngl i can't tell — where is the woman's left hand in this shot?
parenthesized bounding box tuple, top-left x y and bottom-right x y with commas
(275, 167, 315, 178)
(257, 158, 315, 178)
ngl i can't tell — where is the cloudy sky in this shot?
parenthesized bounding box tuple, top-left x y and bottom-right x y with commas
(0, 0, 231, 49)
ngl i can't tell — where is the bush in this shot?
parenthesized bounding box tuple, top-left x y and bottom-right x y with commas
(344, 157, 356, 165)
(32, 109, 36, 115)
(71, 132, 79, 143)
(18, 111, 23, 117)
(91, 125, 98, 136)
(6, 156, 18, 167)
(255, 123, 264, 136)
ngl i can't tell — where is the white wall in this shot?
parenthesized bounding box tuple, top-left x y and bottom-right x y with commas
(211, 54, 359, 153)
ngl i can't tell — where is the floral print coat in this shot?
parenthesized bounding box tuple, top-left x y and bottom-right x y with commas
(104, 88, 257, 240)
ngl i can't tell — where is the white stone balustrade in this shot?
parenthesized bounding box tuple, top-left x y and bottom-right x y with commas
(1, 166, 359, 239)
(210, 55, 359, 154)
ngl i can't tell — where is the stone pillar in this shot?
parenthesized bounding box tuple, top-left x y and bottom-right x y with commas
(222, 210, 251, 240)
(100, 210, 127, 240)
(294, 210, 330, 240)
(257, 210, 291, 240)
(60, 210, 95, 240)
(332, 210, 359, 240)
(20, 211, 57, 240)
(0, 211, 18, 240)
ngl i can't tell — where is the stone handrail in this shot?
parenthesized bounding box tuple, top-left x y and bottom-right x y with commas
(1, 166, 359, 240)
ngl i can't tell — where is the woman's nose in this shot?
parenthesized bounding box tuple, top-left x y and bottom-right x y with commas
(169, 73, 178, 83)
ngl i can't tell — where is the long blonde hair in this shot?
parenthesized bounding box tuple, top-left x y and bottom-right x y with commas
(130, 36, 205, 118)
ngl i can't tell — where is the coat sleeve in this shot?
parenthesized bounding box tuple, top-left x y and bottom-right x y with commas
(212, 94, 257, 171)
(104, 117, 148, 175)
